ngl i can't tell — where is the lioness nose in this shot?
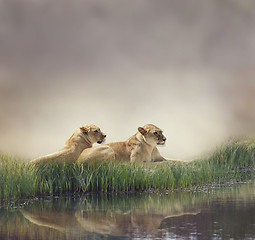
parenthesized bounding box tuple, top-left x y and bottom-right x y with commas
(163, 138, 166, 142)
(104, 135, 107, 138)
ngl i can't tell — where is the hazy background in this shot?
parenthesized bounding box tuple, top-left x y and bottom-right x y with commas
(1, 0, 255, 160)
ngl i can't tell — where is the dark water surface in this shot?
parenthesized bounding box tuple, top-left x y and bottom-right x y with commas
(1, 182, 255, 240)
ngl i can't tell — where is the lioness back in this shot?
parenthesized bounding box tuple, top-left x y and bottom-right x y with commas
(107, 142, 131, 162)
(78, 145, 115, 163)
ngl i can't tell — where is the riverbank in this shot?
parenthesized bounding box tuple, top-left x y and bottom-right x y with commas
(1, 138, 255, 200)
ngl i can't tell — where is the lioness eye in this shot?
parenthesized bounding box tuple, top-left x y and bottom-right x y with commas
(94, 130, 98, 133)
(154, 132, 158, 136)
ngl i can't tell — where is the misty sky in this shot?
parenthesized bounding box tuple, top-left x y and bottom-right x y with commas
(1, 0, 255, 160)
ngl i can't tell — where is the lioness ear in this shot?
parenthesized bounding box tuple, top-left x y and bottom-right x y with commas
(138, 127, 147, 135)
(80, 127, 88, 134)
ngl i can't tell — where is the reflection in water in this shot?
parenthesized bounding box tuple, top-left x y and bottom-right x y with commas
(1, 183, 255, 239)
(74, 193, 200, 237)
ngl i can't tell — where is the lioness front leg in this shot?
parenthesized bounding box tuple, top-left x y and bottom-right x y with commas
(151, 147, 167, 162)
(151, 147, 187, 163)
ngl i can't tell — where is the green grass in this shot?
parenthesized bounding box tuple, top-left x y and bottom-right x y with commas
(1, 137, 255, 201)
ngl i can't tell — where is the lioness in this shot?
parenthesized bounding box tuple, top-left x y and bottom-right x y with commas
(30, 124, 106, 164)
(77, 124, 168, 163)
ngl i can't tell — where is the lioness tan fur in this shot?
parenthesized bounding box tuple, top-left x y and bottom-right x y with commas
(30, 124, 106, 164)
(77, 124, 169, 163)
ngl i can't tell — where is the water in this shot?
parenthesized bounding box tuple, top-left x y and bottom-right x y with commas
(1, 182, 255, 239)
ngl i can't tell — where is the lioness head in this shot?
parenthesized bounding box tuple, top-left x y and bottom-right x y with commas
(138, 124, 166, 146)
(80, 124, 106, 144)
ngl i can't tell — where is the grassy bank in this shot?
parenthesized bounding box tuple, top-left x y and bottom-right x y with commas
(1, 138, 255, 200)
